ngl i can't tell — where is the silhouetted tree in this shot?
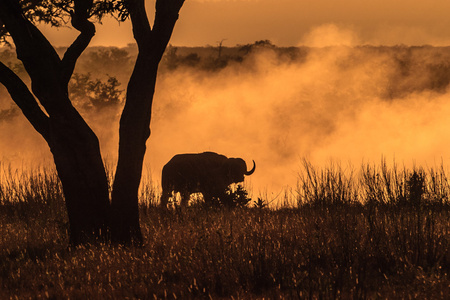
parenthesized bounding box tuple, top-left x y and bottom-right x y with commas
(0, 0, 184, 245)
(69, 73, 123, 110)
(238, 40, 274, 54)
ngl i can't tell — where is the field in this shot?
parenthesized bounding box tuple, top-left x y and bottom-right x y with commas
(1, 162, 449, 299)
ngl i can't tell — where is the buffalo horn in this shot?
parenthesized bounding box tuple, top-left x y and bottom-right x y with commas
(245, 160, 256, 175)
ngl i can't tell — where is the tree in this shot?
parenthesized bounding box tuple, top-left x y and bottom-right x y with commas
(69, 73, 124, 111)
(0, 0, 184, 245)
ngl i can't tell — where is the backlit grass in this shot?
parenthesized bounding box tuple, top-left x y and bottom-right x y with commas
(1, 162, 449, 298)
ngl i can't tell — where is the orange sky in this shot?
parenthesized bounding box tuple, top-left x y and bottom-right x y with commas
(42, 0, 450, 47)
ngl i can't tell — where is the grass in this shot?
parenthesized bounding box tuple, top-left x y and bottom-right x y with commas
(0, 161, 449, 299)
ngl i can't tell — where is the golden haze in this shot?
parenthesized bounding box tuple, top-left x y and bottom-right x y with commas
(3, 25, 450, 197)
(41, 0, 450, 47)
(5, 1, 450, 199)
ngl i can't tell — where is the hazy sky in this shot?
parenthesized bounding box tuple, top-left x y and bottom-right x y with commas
(42, 0, 450, 47)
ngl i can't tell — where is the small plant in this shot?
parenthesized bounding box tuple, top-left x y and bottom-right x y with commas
(406, 169, 425, 207)
(253, 197, 267, 209)
(216, 184, 251, 208)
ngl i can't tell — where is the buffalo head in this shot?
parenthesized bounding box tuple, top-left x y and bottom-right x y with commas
(226, 158, 256, 183)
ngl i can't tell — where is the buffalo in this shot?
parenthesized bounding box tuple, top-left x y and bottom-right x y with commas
(160, 152, 256, 207)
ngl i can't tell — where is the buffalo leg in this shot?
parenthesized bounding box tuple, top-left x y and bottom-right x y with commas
(160, 190, 171, 208)
(202, 192, 213, 206)
(180, 192, 190, 207)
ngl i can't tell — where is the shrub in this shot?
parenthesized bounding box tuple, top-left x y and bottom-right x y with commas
(209, 184, 252, 208)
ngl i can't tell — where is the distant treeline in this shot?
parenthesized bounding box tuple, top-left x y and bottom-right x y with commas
(3, 41, 450, 117)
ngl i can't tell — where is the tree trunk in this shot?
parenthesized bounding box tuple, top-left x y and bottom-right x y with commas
(111, 55, 158, 245)
(110, 0, 184, 245)
(48, 115, 111, 245)
(0, 0, 110, 245)
(0, 61, 110, 246)
(0, 0, 184, 246)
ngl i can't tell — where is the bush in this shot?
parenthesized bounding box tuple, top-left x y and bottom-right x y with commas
(207, 184, 252, 208)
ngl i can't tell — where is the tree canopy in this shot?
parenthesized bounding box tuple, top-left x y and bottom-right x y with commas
(1, 0, 128, 35)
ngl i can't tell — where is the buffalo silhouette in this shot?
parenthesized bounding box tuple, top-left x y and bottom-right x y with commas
(160, 152, 256, 207)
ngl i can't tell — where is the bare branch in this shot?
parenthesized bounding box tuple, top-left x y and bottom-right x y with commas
(0, 61, 50, 138)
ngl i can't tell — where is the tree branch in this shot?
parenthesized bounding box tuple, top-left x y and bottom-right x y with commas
(0, 0, 30, 51)
(127, 0, 152, 47)
(0, 0, 61, 65)
(152, 0, 184, 57)
(61, 0, 96, 86)
(126, 0, 183, 58)
(0, 0, 74, 118)
(0, 61, 50, 138)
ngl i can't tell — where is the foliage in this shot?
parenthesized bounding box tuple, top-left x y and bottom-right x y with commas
(69, 72, 124, 110)
(82, 47, 133, 78)
(5, 43, 450, 99)
(156, 44, 450, 98)
(253, 197, 268, 209)
(185, 185, 252, 209)
(238, 39, 275, 54)
(160, 44, 245, 72)
(218, 184, 252, 208)
(0, 0, 129, 44)
(1, 67, 124, 119)
(1, 163, 450, 298)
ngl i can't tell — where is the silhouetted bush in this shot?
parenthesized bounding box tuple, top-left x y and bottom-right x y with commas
(220, 184, 252, 208)
(203, 184, 251, 208)
(69, 73, 124, 111)
(253, 197, 268, 209)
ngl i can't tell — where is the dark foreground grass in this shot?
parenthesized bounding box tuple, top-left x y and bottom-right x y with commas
(1, 163, 449, 299)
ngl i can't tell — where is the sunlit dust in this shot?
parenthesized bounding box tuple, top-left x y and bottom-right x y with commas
(3, 26, 450, 199)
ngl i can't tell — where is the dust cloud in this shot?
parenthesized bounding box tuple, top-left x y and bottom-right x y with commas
(3, 25, 450, 197)
(148, 44, 450, 193)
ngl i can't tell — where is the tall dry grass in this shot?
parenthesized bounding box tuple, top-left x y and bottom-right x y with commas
(0, 161, 449, 298)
